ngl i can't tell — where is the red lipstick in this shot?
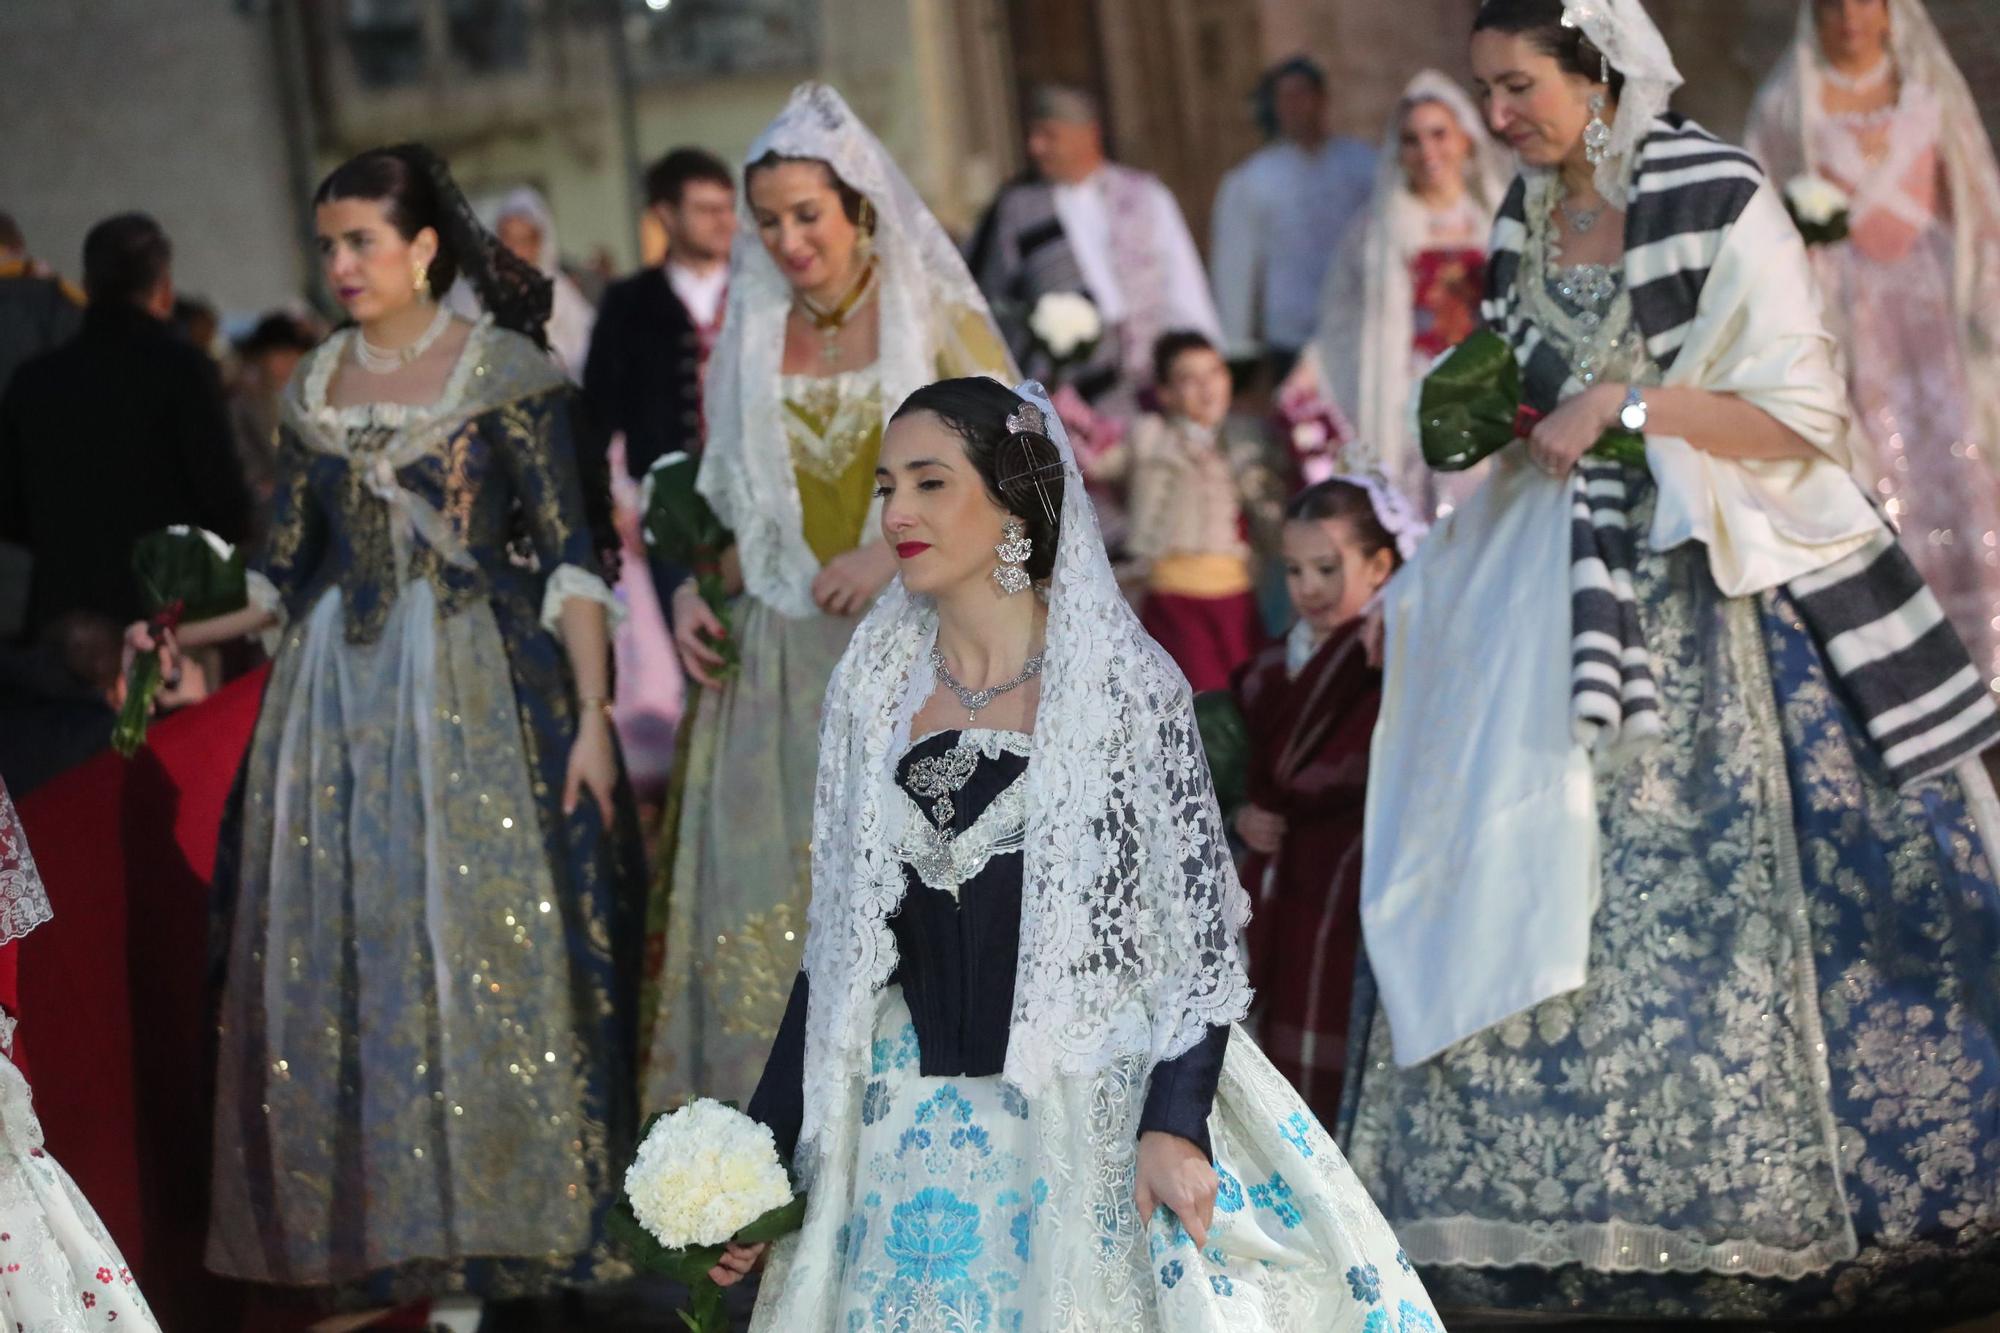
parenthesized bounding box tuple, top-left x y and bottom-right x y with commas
(895, 541, 930, 559)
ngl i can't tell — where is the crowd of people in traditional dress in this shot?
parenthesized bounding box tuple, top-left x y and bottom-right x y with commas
(2, 0, 2000, 1329)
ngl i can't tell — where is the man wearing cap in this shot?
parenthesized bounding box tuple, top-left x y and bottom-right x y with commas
(968, 84, 1222, 411)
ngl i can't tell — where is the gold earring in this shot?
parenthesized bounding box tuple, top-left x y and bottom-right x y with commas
(857, 201, 877, 259)
(412, 261, 430, 296)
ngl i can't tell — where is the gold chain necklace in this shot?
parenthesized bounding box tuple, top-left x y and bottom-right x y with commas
(796, 256, 879, 367)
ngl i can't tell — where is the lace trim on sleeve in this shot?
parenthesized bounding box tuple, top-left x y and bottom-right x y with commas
(539, 561, 626, 634)
(245, 569, 289, 656)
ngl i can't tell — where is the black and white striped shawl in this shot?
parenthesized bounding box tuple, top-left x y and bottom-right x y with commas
(1483, 115, 2000, 787)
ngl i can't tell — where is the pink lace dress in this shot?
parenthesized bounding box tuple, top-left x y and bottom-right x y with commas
(1812, 82, 2000, 683)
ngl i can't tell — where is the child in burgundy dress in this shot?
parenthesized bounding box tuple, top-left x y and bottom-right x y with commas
(1232, 476, 1423, 1123)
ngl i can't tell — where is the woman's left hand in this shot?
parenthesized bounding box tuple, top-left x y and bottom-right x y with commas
(1527, 383, 1620, 479)
(812, 544, 896, 617)
(563, 712, 618, 829)
(1134, 1130, 1218, 1249)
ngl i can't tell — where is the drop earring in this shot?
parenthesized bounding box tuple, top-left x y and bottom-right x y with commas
(412, 260, 431, 297)
(1582, 55, 1612, 166)
(992, 518, 1032, 596)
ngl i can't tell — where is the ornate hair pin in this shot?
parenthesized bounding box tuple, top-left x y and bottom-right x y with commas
(1005, 399, 1049, 439)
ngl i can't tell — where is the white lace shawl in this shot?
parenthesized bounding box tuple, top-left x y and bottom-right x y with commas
(796, 380, 1253, 1153)
(0, 780, 53, 951)
(698, 83, 1005, 619)
(1745, 0, 2000, 462)
(1313, 70, 1511, 489)
(1560, 0, 1684, 203)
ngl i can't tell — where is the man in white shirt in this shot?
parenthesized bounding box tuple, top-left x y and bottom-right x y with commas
(968, 85, 1223, 410)
(1209, 57, 1377, 379)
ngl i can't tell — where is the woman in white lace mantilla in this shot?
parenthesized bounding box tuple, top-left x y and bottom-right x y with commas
(1286, 70, 1511, 518)
(641, 83, 1013, 1114)
(0, 777, 163, 1331)
(1344, 0, 2000, 1320)
(1748, 0, 2000, 690)
(705, 377, 1437, 1332)
(129, 145, 647, 1317)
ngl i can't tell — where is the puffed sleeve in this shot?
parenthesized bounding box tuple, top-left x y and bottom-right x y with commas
(248, 426, 329, 628)
(490, 387, 625, 633)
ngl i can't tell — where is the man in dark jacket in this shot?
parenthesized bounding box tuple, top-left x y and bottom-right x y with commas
(0, 213, 252, 635)
(581, 146, 734, 618)
(0, 213, 84, 400)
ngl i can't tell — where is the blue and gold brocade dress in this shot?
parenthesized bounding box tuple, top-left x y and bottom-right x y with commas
(204, 319, 646, 1302)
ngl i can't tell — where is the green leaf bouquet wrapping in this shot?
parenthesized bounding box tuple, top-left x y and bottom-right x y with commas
(609, 1098, 808, 1333)
(1194, 690, 1250, 822)
(1417, 329, 1647, 473)
(641, 452, 738, 681)
(111, 525, 247, 756)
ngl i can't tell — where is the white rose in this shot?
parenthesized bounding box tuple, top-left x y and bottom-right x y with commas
(622, 1098, 795, 1251)
(1784, 173, 1850, 226)
(166, 525, 236, 563)
(198, 529, 237, 563)
(1028, 291, 1103, 360)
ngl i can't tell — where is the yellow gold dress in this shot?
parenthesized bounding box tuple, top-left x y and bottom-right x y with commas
(643, 312, 1010, 1111)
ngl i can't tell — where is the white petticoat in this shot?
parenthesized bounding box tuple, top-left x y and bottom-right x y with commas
(0, 1049, 161, 1332)
(752, 987, 1438, 1332)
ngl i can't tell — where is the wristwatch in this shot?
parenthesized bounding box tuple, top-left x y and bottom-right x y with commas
(1618, 384, 1649, 433)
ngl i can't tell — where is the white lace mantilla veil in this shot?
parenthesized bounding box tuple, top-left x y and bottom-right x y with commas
(1747, 0, 2000, 457)
(1313, 69, 1510, 483)
(0, 781, 53, 956)
(796, 379, 1254, 1153)
(1559, 0, 1683, 202)
(698, 82, 1008, 619)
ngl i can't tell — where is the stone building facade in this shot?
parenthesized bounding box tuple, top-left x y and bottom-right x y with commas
(3, 0, 1996, 317)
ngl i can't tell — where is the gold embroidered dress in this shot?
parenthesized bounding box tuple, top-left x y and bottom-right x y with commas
(643, 83, 1015, 1114)
(205, 319, 645, 1303)
(644, 319, 1009, 1114)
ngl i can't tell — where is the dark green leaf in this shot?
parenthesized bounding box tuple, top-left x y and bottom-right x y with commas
(1192, 691, 1249, 818)
(731, 1190, 808, 1245)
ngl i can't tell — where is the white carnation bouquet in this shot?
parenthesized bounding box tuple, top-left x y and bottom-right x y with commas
(1027, 290, 1103, 368)
(1782, 173, 1851, 248)
(610, 1098, 806, 1332)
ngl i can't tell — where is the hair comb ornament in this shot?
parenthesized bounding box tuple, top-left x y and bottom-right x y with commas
(1005, 399, 1049, 440)
(996, 396, 1063, 528)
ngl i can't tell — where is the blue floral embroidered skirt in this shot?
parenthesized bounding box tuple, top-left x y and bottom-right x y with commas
(1342, 478, 2000, 1319)
(751, 986, 1440, 1332)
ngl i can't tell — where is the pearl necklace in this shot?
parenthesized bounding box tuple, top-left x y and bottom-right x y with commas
(355, 302, 451, 375)
(1821, 55, 1892, 95)
(931, 644, 1044, 726)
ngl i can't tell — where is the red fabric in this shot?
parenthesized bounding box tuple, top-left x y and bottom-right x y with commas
(1141, 590, 1262, 695)
(14, 665, 268, 1331)
(1231, 623, 1379, 1126)
(1409, 246, 1487, 360)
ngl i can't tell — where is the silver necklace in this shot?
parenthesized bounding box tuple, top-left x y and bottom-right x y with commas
(1557, 195, 1604, 235)
(930, 644, 1044, 726)
(355, 302, 451, 375)
(1821, 55, 1892, 94)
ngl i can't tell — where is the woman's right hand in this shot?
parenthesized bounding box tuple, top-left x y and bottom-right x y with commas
(1235, 803, 1286, 856)
(671, 581, 729, 689)
(709, 1240, 768, 1287)
(122, 619, 180, 686)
